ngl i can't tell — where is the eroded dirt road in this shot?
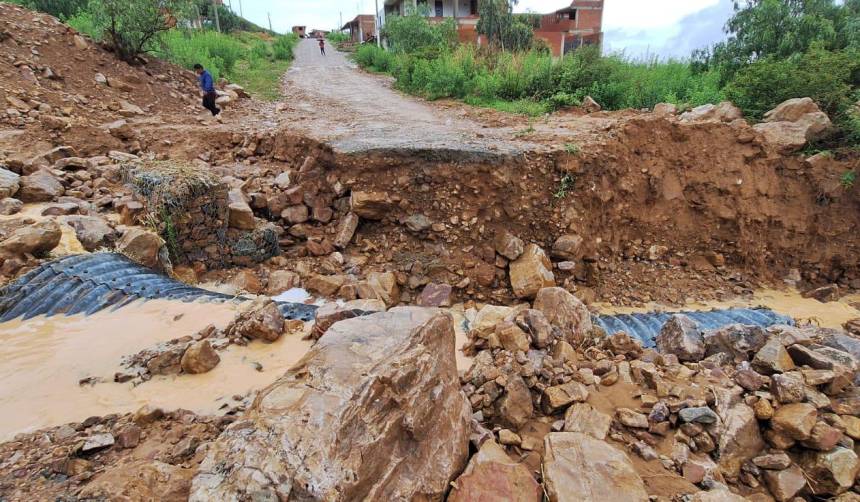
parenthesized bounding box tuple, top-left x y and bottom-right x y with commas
(273, 39, 537, 158)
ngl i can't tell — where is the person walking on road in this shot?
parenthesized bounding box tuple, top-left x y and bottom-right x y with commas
(319, 38, 326, 56)
(194, 63, 220, 117)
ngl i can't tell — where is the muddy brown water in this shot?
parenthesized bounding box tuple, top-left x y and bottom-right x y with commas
(0, 299, 311, 441)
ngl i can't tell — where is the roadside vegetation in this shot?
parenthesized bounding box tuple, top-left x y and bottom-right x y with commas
(9, 0, 299, 101)
(357, 0, 860, 146)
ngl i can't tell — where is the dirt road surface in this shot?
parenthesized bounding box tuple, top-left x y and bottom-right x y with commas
(275, 39, 537, 158)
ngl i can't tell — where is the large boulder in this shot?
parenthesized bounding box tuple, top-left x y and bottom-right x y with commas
(799, 447, 859, 496)
(655, 314, 705, 361)
(752, 337, 795, 374)
(190, 308, 470, 501)
(533, 287, 592, 345)
(551, 234, 584, 261)
(17, 170, 64, 202)
(333, 212, 359, 249)
(227, 189, 256, 230)
(448, 440, 541, 502)
(679, 102, 743, 123)
(0, 167, 20, 198)
(0, 220, 62, 256)
(753, 122, 812, 153)
(764, 97, 823, 122)
(350, 191, 393, 220)
(542, 432, 648, 502)
(703, 324, 768, 361)
(65, 215, 116, 251)
(716, 404, 765, 477)
(226, 298, 285, 342)
(116, 228, 164, 269)
(494, 230, 524, 260)
(754, 97, 833, 152)
(497, 374, 534, 429)
(509, 244, 555, 299)
(180, 341, 220, 374)
(0, 198, 23, 215)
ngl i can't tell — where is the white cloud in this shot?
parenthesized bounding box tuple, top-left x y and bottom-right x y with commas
(233, 0, 734, 57)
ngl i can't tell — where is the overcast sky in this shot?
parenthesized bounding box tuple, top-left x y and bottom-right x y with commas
(229, 0, 735, 58)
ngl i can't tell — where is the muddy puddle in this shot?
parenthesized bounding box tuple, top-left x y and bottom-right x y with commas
(597, 288, 860, 329)
(0, 299, 312, 441)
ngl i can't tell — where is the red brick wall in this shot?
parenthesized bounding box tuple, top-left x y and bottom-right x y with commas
(576, 8, 603, 33)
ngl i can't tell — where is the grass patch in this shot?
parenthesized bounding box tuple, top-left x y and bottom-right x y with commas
(464, 96, 550, 116)
(230, 58, 290, 101)
(564, 142, 580, 155)
(553, 174, 575, 199)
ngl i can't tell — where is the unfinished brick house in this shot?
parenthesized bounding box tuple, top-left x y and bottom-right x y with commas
(381, 0, 603, 56)
(341, 15, 378, 43)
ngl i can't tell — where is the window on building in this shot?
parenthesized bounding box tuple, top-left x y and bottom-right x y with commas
(569, 10, 576, 20)
(435, 0, 443, 17)
(470, 0, 477, 15)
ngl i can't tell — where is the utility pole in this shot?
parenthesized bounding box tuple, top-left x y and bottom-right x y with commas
(212, 0, 221, 32)
(339, 11, 343, 31)
(375, 0, 381, 47)
(268, 12, 273, 33)
(238, 0, 243, 18)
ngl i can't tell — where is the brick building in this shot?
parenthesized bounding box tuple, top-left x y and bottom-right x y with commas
(381, 0, 603, 56)
(342, 15, 378, 43)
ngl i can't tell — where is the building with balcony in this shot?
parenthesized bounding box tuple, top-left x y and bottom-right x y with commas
(380, 0, 603, 56)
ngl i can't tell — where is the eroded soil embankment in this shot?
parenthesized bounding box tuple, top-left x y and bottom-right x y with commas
(306, 115, 857, 306)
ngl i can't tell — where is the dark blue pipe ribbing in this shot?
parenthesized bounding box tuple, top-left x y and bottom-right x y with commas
(0, 253, 318, 323)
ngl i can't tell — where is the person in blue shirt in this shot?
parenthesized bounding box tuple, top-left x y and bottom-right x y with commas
(194, 64, 220, 116)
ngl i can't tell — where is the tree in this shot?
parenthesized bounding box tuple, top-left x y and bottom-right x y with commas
(87, 0, 192, 62)
(476, 0, 533, 52)
(695, 0, 860, 79)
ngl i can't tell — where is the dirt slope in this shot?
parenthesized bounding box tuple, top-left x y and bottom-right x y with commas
(0, 2, 205, 159)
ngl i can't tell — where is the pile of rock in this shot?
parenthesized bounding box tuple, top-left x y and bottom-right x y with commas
(462, 287, 597, 428)
(459, 290, 860, 500)
(640, 316, 860, 499)
(0, 406, 230, 502)
(242, 155, 349, 255)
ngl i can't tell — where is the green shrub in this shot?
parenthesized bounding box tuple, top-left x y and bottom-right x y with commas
(158, 29, 245, 80)
(326, 32, 350, 44)
(66, 10, 101, 40)
(724, 44, 859, 119)
(272, 34, 297, 61)
(354, 44, 395, 72)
